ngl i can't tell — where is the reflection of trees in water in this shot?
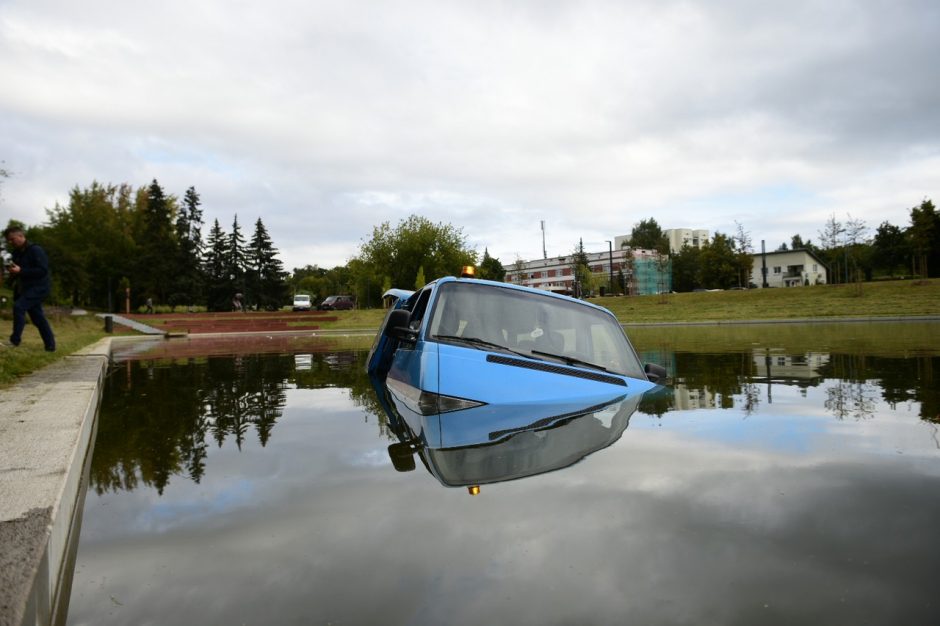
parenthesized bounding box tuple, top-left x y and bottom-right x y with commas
(824, 381, 879, 420)
(818, 354, 939, 423)
(740, 382, 760, 416)
(92, 355, 293, 495)
(638, 349, 939, 423)
(92, 351, 384, 496)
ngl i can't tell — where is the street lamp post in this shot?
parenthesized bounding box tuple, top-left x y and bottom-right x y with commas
(606, 240, 613, 295)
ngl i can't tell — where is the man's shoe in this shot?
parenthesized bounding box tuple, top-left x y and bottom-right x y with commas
(45, 346, 56, 352)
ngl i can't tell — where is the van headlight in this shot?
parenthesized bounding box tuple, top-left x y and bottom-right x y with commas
(386, 377, 485, 415)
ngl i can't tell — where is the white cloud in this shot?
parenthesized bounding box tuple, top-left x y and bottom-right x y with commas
(1, 0, 938, 270)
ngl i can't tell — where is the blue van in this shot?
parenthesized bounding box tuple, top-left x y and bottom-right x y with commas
(368, 276, 665, 452)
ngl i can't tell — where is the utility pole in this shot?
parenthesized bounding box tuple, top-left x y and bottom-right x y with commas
(541, 220, 547, 260)
(761, 240, 768, 288)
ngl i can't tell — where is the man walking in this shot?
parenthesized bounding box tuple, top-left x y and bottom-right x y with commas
(3, 226, 56, 352)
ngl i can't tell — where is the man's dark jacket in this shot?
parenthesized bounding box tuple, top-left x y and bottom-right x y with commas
(11, 242, 52, 298)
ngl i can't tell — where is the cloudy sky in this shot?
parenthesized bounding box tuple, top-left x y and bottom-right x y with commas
(1, 0, 938, 270)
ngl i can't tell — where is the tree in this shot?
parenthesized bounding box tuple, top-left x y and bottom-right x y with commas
(42, 182, 137, 308)
(414, 266, 426, 290)
(352, 215, 476, 306)
(733, 222, 754, 288)
(791, 234, 811, 250)
(477, 248, 506, 282)
(226, 215, 248, 304)
(818, 214, 846, 284)
(872, 221, 907, 277)
(630, 218, 668, 251)
(172, 186, 205, 308)
(671, 245, 702, 292)
(248, 217, 288, 310)
(570, 238, 592, 298)
(203, 219, 231, 311)
(136, 179, 178, 305)
(908, 198, 939, 278)
(698, 232, 741, 289)
(844, 214, 870, 283)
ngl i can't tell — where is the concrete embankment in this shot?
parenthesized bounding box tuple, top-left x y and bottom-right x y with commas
(0, 338, 118, 626)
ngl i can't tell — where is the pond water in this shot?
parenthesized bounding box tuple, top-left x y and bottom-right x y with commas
(66, 322, 940, 625)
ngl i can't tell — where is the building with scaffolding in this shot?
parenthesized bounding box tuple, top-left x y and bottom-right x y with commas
(504, 248, 672, 296)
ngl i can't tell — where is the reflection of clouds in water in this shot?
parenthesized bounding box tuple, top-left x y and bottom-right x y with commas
(282, 386, 353, 411)
(68, 351, 940, 624)
(343, 448, 393, 468)
(69, 438, 940, 625)
(149, 478, 256, 524)
(635, 380, 940, 459)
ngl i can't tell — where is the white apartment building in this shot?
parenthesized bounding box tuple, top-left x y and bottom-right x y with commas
(664, 229, 709, 253)
(614, 228, 709, 254)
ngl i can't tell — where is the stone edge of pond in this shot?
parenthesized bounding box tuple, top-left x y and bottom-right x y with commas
(0, 336, 158, 626)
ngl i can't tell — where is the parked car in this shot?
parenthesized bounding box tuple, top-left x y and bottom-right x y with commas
(318, 295, 356, 311)
(292, 294, 312, 311)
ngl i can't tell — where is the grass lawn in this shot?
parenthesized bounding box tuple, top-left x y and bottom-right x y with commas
(0, 311, 108, 388)
(600, 278, 940, 323)
(1, 279, 937, 388)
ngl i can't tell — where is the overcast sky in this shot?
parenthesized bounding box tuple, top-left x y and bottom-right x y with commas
(2, 0, 938, 270)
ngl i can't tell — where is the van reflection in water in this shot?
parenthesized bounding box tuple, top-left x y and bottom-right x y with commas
(366, 272, 668, 493)
(372, 375, 658, 493)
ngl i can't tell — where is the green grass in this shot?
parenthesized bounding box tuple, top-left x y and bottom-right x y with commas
(626, 320, 940, 357)
(599, 279, 940, 323)
(0, 312, 108, 388)
(2, 279, 937, 388)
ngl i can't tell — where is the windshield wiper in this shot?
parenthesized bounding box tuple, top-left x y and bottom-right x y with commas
(530, 349, 609, 372)
(434, 334, 531, 358)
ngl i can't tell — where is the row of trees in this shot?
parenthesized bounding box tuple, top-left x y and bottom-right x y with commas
(626, 199, 939, 292)
(795, 199, 940, 283)
(290, 215, 506, 307)
(2, 180, 289, 311)
(4, 166, 934, 308)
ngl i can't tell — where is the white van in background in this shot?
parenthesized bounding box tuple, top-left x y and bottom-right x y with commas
(292, 294, 312, 311)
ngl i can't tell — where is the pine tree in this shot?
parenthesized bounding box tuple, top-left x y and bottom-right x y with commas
(203, 219, 231, 311)
(226, 215, 248, 306)
(173, 186, 205, 307)
(570, 238, 592, 298)
(478, 248, 506, 281)
(136, 179, 178, 305)
(248, 217, 288, 310)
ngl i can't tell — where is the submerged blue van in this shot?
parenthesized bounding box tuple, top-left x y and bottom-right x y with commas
(368, 276, 666, 452)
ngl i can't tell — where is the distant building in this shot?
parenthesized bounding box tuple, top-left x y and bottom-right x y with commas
(750, 249, 828, 288)
(505, 248, 672, 296)
(614, 228, 709, 254)
(664, 229, 709, 254)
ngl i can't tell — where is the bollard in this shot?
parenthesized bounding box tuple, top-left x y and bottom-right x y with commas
(104, 315, 113, 333)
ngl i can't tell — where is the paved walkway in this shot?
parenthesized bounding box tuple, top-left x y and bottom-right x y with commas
(0, 340, 110, 626)
(95, 313, 164, 335)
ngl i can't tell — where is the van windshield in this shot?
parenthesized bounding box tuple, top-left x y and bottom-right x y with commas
(427, 282, 645, 379)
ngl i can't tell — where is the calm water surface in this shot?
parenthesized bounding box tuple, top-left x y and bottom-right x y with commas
(67, 322, 940, 625)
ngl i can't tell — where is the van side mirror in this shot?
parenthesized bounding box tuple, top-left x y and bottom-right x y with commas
(384, 309, 417, 343)
(644, 362, 667, 384)
(387, 442, 416, 472)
